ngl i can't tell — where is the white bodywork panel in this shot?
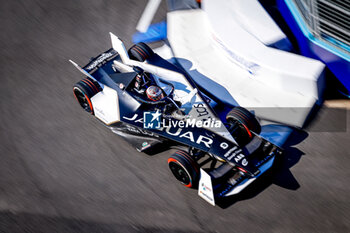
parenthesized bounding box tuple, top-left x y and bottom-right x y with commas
(110, 32, 130, 64)
(91, 86, 120, 125)
(154, 44, 176, 61)
(198, 169, 215, 206)
(113, 60, 134, 73)
(167, 9, 325, 128)
(202, 0, 291, 50)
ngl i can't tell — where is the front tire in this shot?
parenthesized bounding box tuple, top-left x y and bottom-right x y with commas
(168, 150, 199, 188)
(226, 106, 261, 145)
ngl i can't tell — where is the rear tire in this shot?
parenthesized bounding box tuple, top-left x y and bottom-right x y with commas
(226, 107, 261, 144)
(168, 150, 199, 188)
(128, 42, 154, 62)
(73, 77, 101, 114)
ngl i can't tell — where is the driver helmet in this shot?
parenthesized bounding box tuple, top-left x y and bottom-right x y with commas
(146, 85, 164, 101)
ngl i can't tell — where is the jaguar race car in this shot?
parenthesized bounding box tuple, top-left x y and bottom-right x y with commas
(70, 33, 283, 206)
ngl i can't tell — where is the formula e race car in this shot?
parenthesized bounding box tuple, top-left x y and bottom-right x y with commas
(70, 33, 282, 206)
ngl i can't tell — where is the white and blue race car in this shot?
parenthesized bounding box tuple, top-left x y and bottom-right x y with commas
(70, 33, 282, 206)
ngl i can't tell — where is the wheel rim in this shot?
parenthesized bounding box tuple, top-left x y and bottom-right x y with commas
(227, 118, 252, 138)
(169, 161, 191, 186)
(74, 88, 92, 113)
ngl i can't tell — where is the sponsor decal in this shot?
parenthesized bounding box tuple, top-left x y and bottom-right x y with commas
(201, 182, 212, 192)
(94, 107, 105, 116)
(222, 145, 248, 166)
(125, 124, 140, 134)
(143, 110, 162, 129)
(198, 169, 215, 205)
(122, 124, 158, 137)
(138, 129, 157, 137)
(163, 118, 221, 128)
(85, 52, 114, 71)
(164, 128, 213, 148)
(193, 103, 210, 118)
(199, 190, 214, 202)
(142, 110, 222, 130)
(123, 113, 216, 148)
(94, 107, 108, 122)
(141, 141, 151, 150)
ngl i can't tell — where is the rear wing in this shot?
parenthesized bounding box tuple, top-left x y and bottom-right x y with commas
(82, 48, 118, 73)
(69, 48, 118, 80)
(69, 59, 96, 81)
(110, 32, 131, 64)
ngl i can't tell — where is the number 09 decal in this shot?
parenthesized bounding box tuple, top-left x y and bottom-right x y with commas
(220, 142, 229, 149)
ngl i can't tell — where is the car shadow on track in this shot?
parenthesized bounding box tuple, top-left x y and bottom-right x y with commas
(216, 129, 308, 209)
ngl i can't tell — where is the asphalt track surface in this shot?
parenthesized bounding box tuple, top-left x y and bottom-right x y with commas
(0, 1, 349, 232)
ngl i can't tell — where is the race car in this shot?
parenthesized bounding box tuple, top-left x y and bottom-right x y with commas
(70, 33, 283, 206)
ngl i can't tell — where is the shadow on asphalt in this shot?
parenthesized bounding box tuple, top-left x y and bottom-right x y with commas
(216, 129, 308, 209)
(0, 211, 199, 233)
